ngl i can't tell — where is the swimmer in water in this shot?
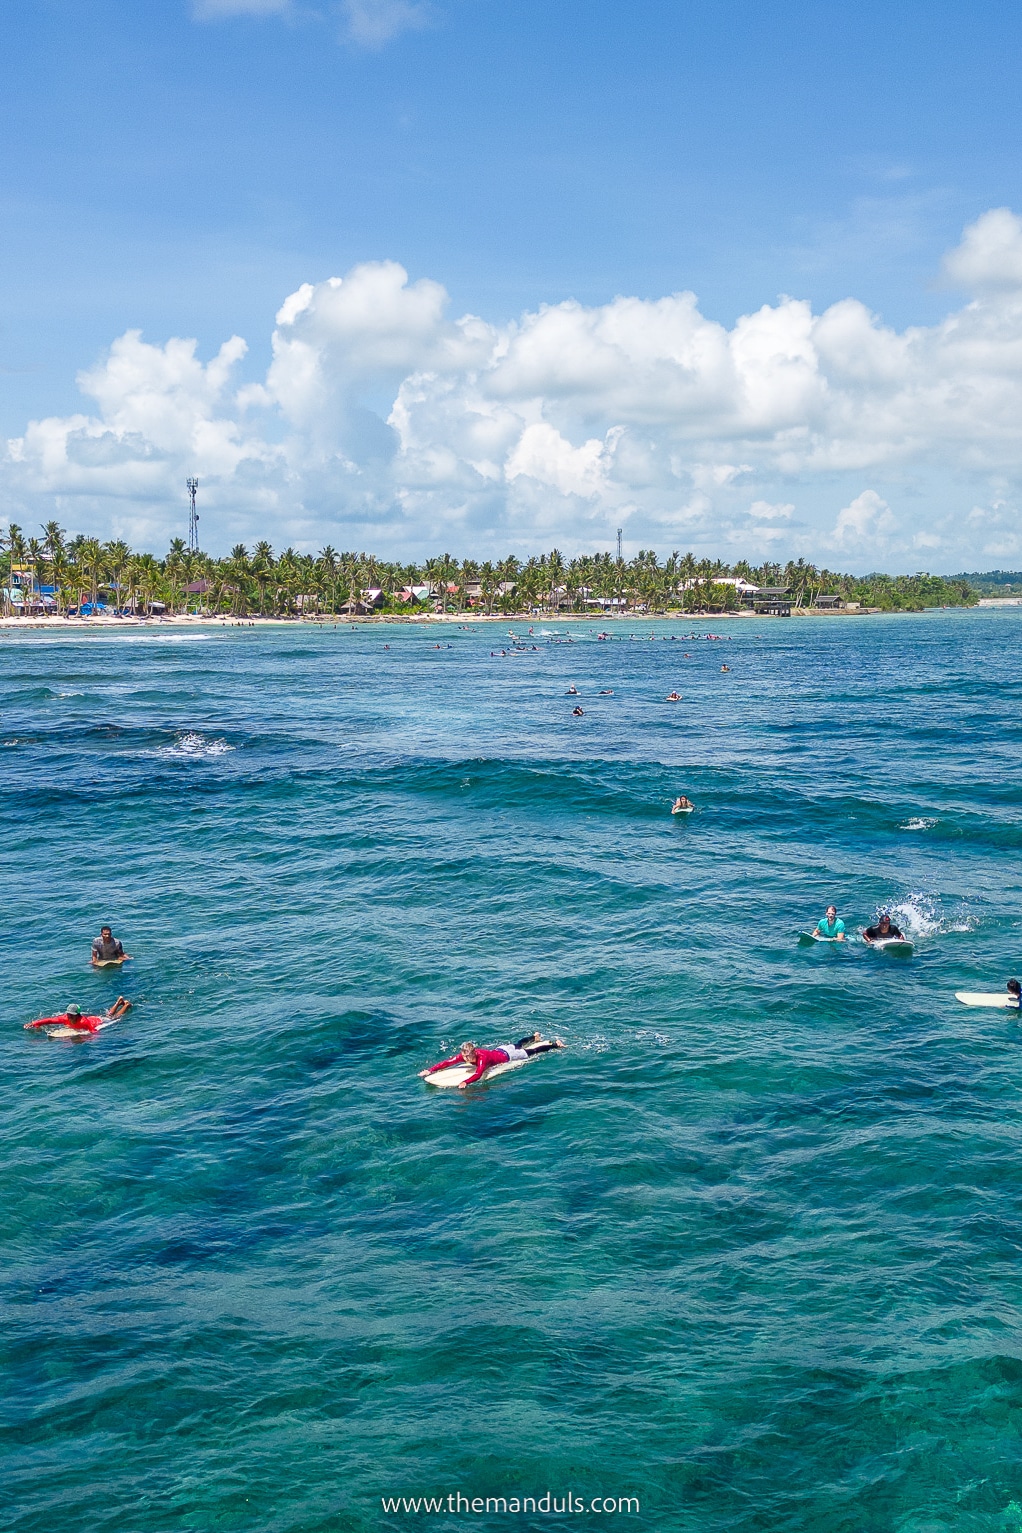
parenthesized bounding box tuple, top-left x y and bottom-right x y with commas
(572, 705, 584, 716)
(672, 796, 693, 812)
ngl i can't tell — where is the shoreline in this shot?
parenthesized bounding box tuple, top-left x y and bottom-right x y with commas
(0, 605, 989, 632)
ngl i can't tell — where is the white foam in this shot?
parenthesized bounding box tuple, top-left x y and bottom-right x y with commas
(157, 731, 234, 759)
(900, 817, 937, 830)
(885, 892, 977, 938)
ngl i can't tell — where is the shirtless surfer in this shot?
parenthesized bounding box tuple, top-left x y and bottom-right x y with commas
(25, 997, 132, 1035)
(421, 1035, 564, 1088)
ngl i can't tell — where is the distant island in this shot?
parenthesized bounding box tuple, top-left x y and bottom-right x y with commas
(951, 570, 1022, 597)
(0, 520, 985, 618)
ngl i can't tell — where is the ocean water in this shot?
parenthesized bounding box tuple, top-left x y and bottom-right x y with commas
(3, 609, 1022, 1533)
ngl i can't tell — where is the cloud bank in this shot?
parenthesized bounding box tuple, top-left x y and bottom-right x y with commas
(7, 210, 1022, 567)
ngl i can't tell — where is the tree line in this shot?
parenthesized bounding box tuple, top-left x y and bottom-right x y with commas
(0, 521, 977, 616)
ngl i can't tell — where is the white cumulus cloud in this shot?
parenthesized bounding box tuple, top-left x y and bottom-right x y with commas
(8, 212, 1022, 567)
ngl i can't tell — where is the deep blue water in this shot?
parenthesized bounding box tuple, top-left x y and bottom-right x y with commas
(3, 609, 1022, 1533)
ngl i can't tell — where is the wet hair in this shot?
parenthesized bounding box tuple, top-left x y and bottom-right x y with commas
(101, 925, 112, 934)
(1008, 980, 1021, 997)
(460, 1041, 477, 1054)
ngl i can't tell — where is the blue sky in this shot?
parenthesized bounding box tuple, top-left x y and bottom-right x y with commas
(3, 0, 1022, 567)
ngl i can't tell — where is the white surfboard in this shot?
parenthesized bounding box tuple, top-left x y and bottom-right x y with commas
(863, 935, 914, 956)
(955, 991, 1021, 1009)
(424, 1058, 527, 1088)
(41, 1019, 118, 1038)
(671, 805, 695, 815)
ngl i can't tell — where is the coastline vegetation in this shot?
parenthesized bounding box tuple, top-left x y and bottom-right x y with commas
(0, 521, 978, 617)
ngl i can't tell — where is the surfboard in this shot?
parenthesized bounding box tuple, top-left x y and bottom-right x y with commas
(41, 1019, 118, 1038)
(863, 936, 914, 956)
(92, 958, 125, 968)
(424, 1058, 528, 1088)
(671, 805, 695, 815)
(955, 992, 1021, 1009)
(798, 932, 845, 946)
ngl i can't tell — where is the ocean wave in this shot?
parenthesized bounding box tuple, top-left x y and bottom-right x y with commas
(157, 731, 235, 759)
(900, 816, 938, 830)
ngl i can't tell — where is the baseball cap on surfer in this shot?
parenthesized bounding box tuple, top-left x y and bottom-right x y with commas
(66, 1004, 82, 1017)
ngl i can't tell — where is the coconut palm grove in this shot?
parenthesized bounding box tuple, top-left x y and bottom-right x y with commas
(0, 520, 979, 617)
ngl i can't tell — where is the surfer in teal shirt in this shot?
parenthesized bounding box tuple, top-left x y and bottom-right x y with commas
(813, 906, 846, 941)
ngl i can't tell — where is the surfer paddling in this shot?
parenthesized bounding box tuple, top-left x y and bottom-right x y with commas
(863, 913, 905, 945)
(25, 997, 132, 1035)
(672, 795, 693, 813)
(812, 906, 847, 941)
(92, 925, 131, 965)
(421, 1034, 564, 1089)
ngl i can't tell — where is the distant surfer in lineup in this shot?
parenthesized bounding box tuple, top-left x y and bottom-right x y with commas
(863, 913, 905, 945)
(1010, 980, 1022, 1007)
(813, 906, 846, 941)
(665, 691, 682, 701)
(92, 926, 130, 965)
(572, 705, 584, 716)
(566, 685, 579, 694)
(25, 997, 132, 1035)
(421, 1035, 564, 1088)
(672, 795, 694, 813)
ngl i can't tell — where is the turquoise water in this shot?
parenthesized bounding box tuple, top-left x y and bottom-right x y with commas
(4, 609, 1022, 1532)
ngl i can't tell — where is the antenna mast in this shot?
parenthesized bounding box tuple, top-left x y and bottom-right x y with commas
(617, 527, 623, 563)
(187, 478, 199, 553)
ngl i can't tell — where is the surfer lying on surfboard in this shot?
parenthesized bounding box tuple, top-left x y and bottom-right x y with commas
(863, 913, 905, 945)
(24, 996, 132, 1034)
(420, 1034, 564, 1088)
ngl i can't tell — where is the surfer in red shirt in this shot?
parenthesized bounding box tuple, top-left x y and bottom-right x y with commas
(421, 1034, 564, 1088)
(25, 997, 132, 1034)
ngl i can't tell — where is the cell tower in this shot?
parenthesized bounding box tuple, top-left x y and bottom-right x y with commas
(617, 527, 623, 563)
(187, 477, 200, 553)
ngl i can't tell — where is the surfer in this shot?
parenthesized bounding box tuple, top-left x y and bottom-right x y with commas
(421, 1035, 564, 1088)
(665, 691, 682, 701)
(812, 906, 846, 941)
(566, 685, 579, 694)
(1009, 979, 1022, 1007)
(25, 997, 132, 1034)
(863, 913, 905, 945)
(572, 705, 584, 716)
(672, 795, 693, 812)
(91, 926, 130, 965)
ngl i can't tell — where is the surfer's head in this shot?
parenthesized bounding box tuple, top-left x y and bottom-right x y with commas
(877, 913, 892, 930)
(1009, 980, 1021, 999)
(826, 906, 837, 920)
(460, 1042, 478, 1061)
(66, 1004, 82, 1018)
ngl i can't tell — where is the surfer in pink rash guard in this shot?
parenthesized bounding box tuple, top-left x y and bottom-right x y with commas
(421, 1035, 564, 1088)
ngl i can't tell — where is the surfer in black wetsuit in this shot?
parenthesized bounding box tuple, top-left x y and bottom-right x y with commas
(863, 913, 905, 945)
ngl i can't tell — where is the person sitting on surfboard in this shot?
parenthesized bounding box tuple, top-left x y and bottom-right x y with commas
(24, 997, 132, 1034)
(421, 1035, 564, 1089)
(92, 926, 130, 965)
(813, 906, 846, 941)
(863, 913, 905, 945)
